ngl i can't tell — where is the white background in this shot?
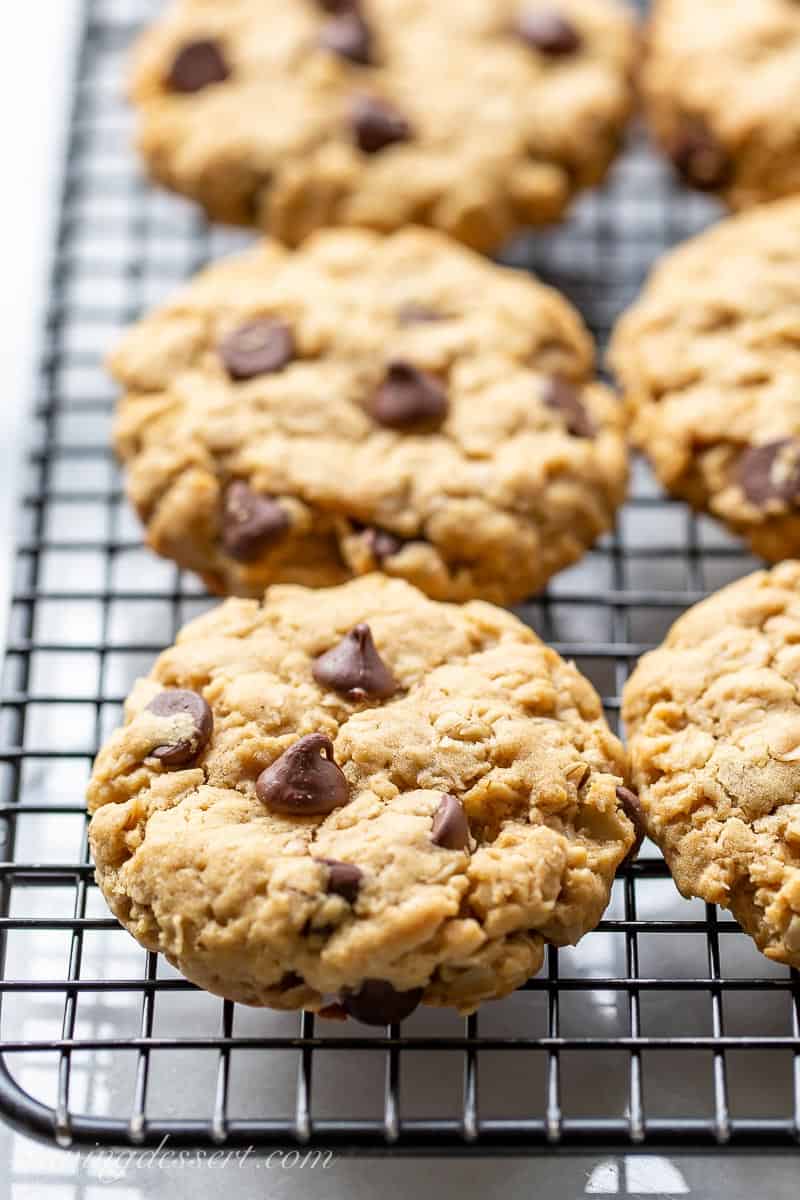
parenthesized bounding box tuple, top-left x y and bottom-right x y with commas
(0, 4, 795, 1198)
(0, 4, 81, 640)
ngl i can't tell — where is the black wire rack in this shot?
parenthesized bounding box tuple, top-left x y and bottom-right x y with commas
(0, 0, 799, 1157)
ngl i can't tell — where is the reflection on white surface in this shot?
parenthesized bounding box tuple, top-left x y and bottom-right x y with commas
(586, 1161, 621, 1194)
(585, 1156, 691, 1194)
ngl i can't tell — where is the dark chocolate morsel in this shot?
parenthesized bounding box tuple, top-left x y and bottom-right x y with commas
(739, 439, 800, 508)
(342, 979, 424, 1026)
(360, 524, 406, 562)
(146, 689, 213, 766)
(256, 734, 350, 816)
(277, 971, 304, 992)
(670, 121, 732, 192)
(317, 858, 364, 904)
(544, 377, 596, 438)
(351, 95, 411, 153)
(166, 40, 230, 93)
(616, 785, 646, 864)
(430, 794, 470, 851)
(320, 11, 372, 64)
(313, 624, 398, 700)
(219, 319, 295, 380)
(517, 10, 582, 55)
(318, 1002, 349, 1021)
(222, 481, 289, 562)
(370, 361, 448, 429)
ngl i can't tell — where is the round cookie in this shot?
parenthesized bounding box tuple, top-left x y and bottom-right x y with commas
(111, 227, 629, 606)
(642, 0, 800, 208)
(87, 575, 636, 1021)
(623, 562, 800, 970)
(610, 198, 800, 563)
(129, 0, 637, 251)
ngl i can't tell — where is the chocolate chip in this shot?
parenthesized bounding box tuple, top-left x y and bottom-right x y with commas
(320, 11, 372, 64)
(739, 439, 800, 507)
(146, 689, 213, 766)
(430, 794, 470, 851)
(277, 971, 304, 991)
(517, 10, 582, 55)
(397, 302, 446, 325)
(342, 979, 424, 1026)
(313, 624, 398, 700)
(318, 0, 358, 10)
(670, 121, 732, 192)
(219, 319, 295, 380)
(370, 362, 448, 429)
(544, 377, 596, 438)
(351, 95, 411, 153)
(317, 858, 363, 903)
(318, 1002, 349, 1021)
(616, 786, 645, 864)
(360, 524, 406, 562)
(166, 40, 230, 93)
(256, 734, 350, 816)
(222, 482, 289, 562)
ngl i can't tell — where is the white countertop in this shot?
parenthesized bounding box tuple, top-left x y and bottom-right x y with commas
(0, 5, 797, 1198)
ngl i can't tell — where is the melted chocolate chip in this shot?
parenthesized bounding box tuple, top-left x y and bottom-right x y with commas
(318, 0, 358, 10)
(430, 794, 470, 851)
(317, 858, 363, 904)
(670, 121, 732, 192)
(256, 734, 350, 816)
(166, 40, 230, 93)
(360, 524, 406, 562)
(342, 979, 424, 1026)
(544, 377, 596, 438)
(320, 10, 372, 64)
(219, 319, 295, 380)
(277, 971, 304, 991)
(616, 786, 645, 864)
(146, 689, 213, 766)
(740, 439, 800, 507)
(222, 482, 289, 562)
(313, 624, 398, 699)
(370, 362, 448, 429)
(517, 10, 582, 55)
(318, 1001, 349, 1021)
(351, 95, 411, 153)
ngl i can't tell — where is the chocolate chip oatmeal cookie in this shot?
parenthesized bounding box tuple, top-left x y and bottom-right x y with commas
(623, 562, 800, 970)
(87, 575, 636, 1021)
(643, 0, 800, 208)
(111, 227, 628, 606)
(130, 0, 637, 250)
(610, 198, 800, 563)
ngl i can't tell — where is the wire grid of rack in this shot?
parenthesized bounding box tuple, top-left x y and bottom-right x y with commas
(0, 0, 798, 1157)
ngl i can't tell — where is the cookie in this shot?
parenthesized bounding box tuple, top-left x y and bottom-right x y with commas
(610, 198, 800, 563)
(87, 575, 636, 1021)
(643, 0, 800, 208)
(129, 0, 637, 251)
(110, 227, 629, 606)
(623, 562, 800, 970)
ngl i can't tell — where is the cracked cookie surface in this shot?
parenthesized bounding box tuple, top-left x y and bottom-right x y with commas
(130, 0, 636, 251)
(623, 562, 800, 969)
(610, 198, 800, 562)
(87, 575, 634, 1020)
(111, 227, 628, 606)
(643, 0, 800, 208)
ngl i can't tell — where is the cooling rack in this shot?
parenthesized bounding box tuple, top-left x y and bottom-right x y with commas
(0, 0, 798, 1156)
